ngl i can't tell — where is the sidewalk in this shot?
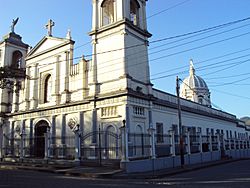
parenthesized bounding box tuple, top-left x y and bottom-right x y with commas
(0, 158, 244, 179)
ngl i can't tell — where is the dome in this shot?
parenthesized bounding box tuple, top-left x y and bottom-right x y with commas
(182, 74, 208, 90)
(180, 59, 211, 107)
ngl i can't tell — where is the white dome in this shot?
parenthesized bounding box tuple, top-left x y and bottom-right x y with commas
(183, 75, 208, 90)
(180, 59, 211, 107)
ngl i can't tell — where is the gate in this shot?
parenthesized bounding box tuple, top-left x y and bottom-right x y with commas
(81, 130, 121, 164)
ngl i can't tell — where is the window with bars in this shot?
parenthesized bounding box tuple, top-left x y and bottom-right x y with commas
(101, 106, 117, 117)
(156, 123, 164, 143)
(133, 106, 145, 116)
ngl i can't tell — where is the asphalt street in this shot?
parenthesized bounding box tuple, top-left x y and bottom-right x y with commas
(1, 159, 250, 188)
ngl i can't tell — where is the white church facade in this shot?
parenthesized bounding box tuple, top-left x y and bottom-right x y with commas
(0, 0, 250, 171)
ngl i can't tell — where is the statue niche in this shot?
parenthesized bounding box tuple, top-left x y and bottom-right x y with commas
(11, 51, 22, 69)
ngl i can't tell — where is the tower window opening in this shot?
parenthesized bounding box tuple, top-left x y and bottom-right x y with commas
(130, 0, 139, 26)
(12, 51, 22, 68)
(102, 0, 116, 26)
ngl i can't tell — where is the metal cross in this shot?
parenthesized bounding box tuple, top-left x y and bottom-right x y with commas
(45, 19, 55, 36)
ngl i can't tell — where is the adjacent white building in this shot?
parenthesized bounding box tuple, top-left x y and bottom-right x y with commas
(0, 0, 249, 166)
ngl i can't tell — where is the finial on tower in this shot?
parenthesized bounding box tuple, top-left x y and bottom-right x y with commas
(189, 59, 195, 75)
(66, 29, 72, 40)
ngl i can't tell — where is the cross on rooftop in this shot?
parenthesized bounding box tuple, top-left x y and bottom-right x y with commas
(45, 19, 55, 36)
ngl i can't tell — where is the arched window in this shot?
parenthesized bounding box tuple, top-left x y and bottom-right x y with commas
(102, 0, 116, 26)
(198, 95, 203, 104)
(130, 0, 139, 26)
(12, 51, 22, 68)
(44, 75, 52, 103)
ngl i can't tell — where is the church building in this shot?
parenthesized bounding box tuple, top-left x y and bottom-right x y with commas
(0, 0, 249, 171)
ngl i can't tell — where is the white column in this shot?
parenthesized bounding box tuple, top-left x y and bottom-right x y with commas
(10, 121, 15, 156)
(52, 56, 60, 104)
(89, 39, 98, 96)
(229, 139, 231, 150)
(64, 51, 69, 92)
(209, 133, 212, 152)
(61, 114, 66, 145)
(120, 126, 129, 162)
(123, 0, 130, 20)
(51, 116, 56, 144)
(199, 132, 203, 153)
(148, 127, 156, 159)
(79, 112, 84, 135)
(91, 0, 98, 30)
(50, 115, 56, 158)
(217, 133, 221, 151)
(24, 67, 31, 110)
(12, 81, 20, 112)
(20, 131, 25, 160)
(234, 138, 237, 150)
(30, 64, 38, 109)
(170, 130, 175, 156)
(222, 134, 225, 151)
(186, 131, 191, 155)
(44, 132, 49, 160)
(61, 52, 70, 103)
(74, 129, 81, 162)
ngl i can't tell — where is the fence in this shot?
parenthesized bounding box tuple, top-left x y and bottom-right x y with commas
(81, 131, 121, 160)
(1, 131, 250, 163)
(1, 135, 75, 160)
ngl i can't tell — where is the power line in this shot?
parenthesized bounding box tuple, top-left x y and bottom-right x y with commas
(150, 31, 250, 63)
(82, 16, 250, 58)
(149, 23, 250, 56)
(26, 25, 250, 83)
(62, 51, 250, 84)
(209, 76, 250, 87)
(80, 23, 250, 74)
(147, 0, 192, 20)
(24, 16, 250, 74)
(152, 55, 250, 81)
(201, 59, 250, 77)
(151, 47, 250, 78)
(212, 89, 250, 100)
(205, 72, 250, 80)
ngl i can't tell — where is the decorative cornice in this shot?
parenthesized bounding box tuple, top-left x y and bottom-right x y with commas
(88, 19, 152, 38)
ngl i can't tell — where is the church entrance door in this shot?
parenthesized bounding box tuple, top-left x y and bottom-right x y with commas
(34, 121, 49, 158)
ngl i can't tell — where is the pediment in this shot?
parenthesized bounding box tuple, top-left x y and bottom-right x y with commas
(26, 36, 72, 59)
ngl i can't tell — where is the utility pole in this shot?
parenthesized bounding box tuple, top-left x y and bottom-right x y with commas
(176, 76, 185, 167)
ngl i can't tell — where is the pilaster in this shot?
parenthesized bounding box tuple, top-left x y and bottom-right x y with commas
(29, 64, 38, 109)
(61, 52, 70, 103)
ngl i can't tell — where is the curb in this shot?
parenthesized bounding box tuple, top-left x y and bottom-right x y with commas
(0, 158, 248, 179)
(112, 158, 244, 179)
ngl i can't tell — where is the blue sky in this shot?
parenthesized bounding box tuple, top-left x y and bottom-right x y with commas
(1, 0, 250, 118)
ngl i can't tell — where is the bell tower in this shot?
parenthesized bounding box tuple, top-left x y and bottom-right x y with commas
(0, 19, 28, 114)
(89, 0, 152, 96)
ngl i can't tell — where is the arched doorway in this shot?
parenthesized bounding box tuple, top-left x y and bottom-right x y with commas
(135, 124, 144, 157)
(105, 125, 118, 159)
(34, 120, 49, 158)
